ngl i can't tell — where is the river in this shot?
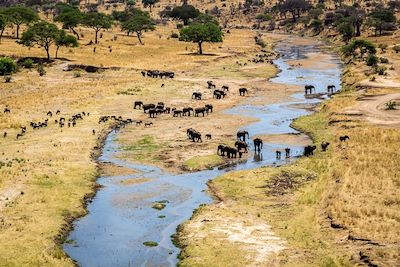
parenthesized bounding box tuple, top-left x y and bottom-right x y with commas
(64, 36, 342, 267)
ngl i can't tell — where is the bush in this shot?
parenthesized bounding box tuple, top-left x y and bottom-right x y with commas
(73, 71, 81, 78)
(376, 66, 387, 75)
(393, 45, 400, 53)
(256, 14, 272, 21)
(255, 36, 266, 48)
(176, 23, 183, 29)
(37, 64, 46, 76)
(380, 57, 389, 63)
(378, 43, 387, 52)
(385, 100, 397, 110)
(0, 57, 17, 76)
(22, 58, 34, 69)
(170, 32, 179, 38)
(366, 54, 378, 66)
(4, 76, 11, 83)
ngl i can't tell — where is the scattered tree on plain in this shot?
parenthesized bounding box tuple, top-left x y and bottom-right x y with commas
(55, 29, 78, 58)
(179, 17, 223, 55)
(54, 8, 83, 40)
(19, 21, 77, 61)
(121, 10, 155, 45)
(141, 0, 159, 12)
(167, 4, 200, 25)
(2, 6, 39, 38)
(83, 12, 112, 44)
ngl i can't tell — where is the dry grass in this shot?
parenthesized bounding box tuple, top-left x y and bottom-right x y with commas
(0, 17, 281, 265)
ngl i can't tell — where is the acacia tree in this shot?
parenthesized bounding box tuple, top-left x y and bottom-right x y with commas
(83, 12, 112, 44)
(19, 21, 76, 61)
(55, 29, 78, 58)
(3, 6, 39, 39)
(121, 11, 155, 44)
(167, 4, 200, 25)
(179, 20, 223, 55)
(367, 9, 396, 36)
(277, 0, 311, 22)
(142, 0, 159, 12)
(0, 13, 9, 43)
(54, 9, 83, 40)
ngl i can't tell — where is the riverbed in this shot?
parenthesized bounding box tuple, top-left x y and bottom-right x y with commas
(64, 36, 342, 267)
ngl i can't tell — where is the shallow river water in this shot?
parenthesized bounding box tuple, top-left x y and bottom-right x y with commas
(64, 37, 342, 267)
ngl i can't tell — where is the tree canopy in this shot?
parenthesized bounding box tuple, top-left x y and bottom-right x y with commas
(179, 19, 223, 55)
(0, 12, 10, 43)
(0, 57, 17, 76)
(54, 8, 83, 39)
(274, 0, 311, 22)
(121, 10, 155, 45)
(167, 4, 200, 25)
(83, 12, 112, 44)
(142, 0, 159, 12)
(367, 9, 397, 36)
(2, 6, 39, 38)
(55, 29, 78, 58)
(19, 21, 77, 61)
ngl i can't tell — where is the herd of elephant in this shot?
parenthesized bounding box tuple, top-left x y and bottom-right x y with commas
(133, 101, 213, 118)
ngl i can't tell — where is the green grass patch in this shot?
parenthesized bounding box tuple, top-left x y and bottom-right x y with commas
(183, 154, 225, 171)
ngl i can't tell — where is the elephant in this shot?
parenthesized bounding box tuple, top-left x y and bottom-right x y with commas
(327, 85, 336, 93)
(187, 128, 196, 138)
(191, 132, 202, 142)
(149, 109, 159, 118)
(217, 145, 226, 155)
(253, 138, 263, 152)
(237, 130, 249, 141)
(173, 110, 183, 117)
(195, 107, 207, 117)
(207, 80, 216, 89)
(205, 104, 213, 113)
(304, 145, 317, 156)
(183, 107, 194, 116)
(205, 134, 212, 139)
(143, 104, 155, 113)
(239, 88, 248, 96)
(276, 150, 282, 159)
(321, 142, 330, 151)
(227, 147, 237, 158)
(134, 101, 143, 109)
(213, 90, 226, 99)
(285, 148, 290, 158)
(222, 85, 229, 91)
(192, 92, 202, 100)
(141, 71, 146, 77)
(235, 140, 248, 153)
(304, 85, 315, 95)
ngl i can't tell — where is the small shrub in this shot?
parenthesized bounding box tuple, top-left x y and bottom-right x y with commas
(378, 43, 387, 52)
(4, 76, 11, 83)
(73, 71, 81, 78)
(376, 66, 387, 75)
(170, 32, 179, 38)
(369, 76, 376, 81)
(0, 57, 17, 76)
(37, 64, 46, 76)
(255, 36, 266, 48)
(385, 101, 396, 110)
(380, 57, 389, 64)
(366, 54, 378, 66)
(176, 23, 183, 29)
(22, 58, 34, 69)
(393, 45, 400, 53)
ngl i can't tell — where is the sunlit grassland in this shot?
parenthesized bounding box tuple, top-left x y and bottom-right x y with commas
(178, 86, 400, 266)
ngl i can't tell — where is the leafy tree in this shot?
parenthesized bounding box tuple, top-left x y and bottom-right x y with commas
(275, 0, 311, 22)
(142, 0, 159, 12)
(179, 21, 223, 55)
(337, 20, 354, 42)
(121, 10, 155, 44)
(309, 19, 323, 33)
(192, 13, 218, 25)
(54, 9, 83, 39)
(0, 12, 10, 43)
(0, 57, 17, 76)
(83, 12, 112, 44)
(342, 39, 376, 58)
(167, 4, 200, 25)
(3, 6, 39, 38)
(309, 8, 323, 19)
(19, 21, 75, 61)
(55, 29, 78, 58)
(347, 6, 364, 36)
(366, 54, 378, 66)
(367, 9, 396, 36)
